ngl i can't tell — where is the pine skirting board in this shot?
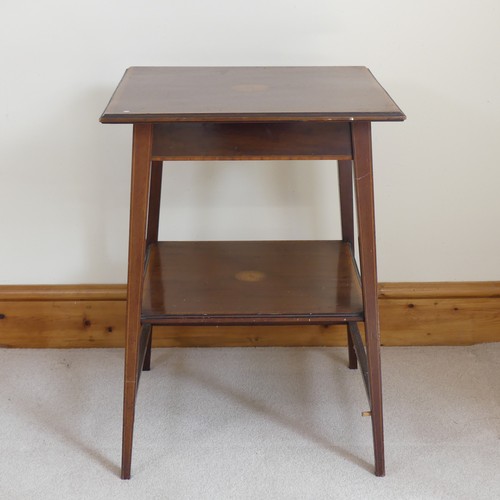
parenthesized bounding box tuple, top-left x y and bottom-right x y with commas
(0, 283, 499, 348)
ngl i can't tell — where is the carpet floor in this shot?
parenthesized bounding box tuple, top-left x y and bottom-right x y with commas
(0, 344, 499, 499)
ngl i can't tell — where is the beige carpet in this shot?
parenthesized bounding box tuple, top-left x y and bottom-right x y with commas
(1, 344, 499, 499)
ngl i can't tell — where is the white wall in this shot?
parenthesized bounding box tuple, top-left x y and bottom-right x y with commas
(1, 0, 499, 284)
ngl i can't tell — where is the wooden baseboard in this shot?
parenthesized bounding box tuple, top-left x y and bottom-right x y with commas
(1, 282, 499, 348)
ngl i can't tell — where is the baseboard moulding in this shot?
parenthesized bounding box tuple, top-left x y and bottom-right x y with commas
(1, 282, 499, 348)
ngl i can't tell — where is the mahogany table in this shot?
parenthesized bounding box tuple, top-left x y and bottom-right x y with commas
(100, 66, 405, 479)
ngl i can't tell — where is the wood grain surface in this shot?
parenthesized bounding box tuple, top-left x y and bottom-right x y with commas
(1, 282, 499, 348)
(100, 67, 405, 123)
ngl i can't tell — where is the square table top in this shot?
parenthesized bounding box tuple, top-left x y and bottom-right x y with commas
(100, 66, 405, 124)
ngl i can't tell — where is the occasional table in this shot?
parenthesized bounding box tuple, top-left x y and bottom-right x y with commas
(100, 66, 405, 479)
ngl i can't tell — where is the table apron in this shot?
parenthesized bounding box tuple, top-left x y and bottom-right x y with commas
(151, 121, 353, 161)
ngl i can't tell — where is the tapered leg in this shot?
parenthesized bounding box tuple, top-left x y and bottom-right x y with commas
(351, 121, 385, 477)
(146, 161, 164, 245)
(142, 328, 153, 372)
(143, 161, 164, 372)
(338, 160, 357, 369)
(338, 160, 355, 249)
(346, 325, 358, 370)
(122, 123, 154, 480)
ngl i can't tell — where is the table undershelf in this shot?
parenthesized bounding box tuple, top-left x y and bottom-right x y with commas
(141, 240, 364, 325)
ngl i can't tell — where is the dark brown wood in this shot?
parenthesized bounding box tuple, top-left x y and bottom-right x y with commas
(100, 67, 405, 124)
(346, 324, 358, 369)
(348, 322, 369, 396)
(137, 324, 152, 382)
(142, 328, 152, 372)
(146, 161, 163, 246)
(143, 160, 163, 371)
(338, 160, 357, 369)
(338, 160, 355, 250)
(152, 122, 352, 160)
(142, 241, 363, 325)
(121, 123, 153, 480)
(351, 121, 385, 477)
(100, 66, 404, 479)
